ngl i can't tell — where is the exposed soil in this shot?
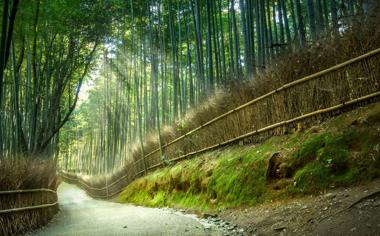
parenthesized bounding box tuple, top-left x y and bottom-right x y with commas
(217, 178, 380, 235)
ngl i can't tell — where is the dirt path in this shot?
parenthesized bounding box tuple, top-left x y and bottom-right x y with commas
(219, 179, 380, 235)
(30, 182, 223, 236)
(29, 180, 380, 235)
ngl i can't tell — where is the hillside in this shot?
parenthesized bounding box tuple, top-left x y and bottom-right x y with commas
(117, 101, 380, 233)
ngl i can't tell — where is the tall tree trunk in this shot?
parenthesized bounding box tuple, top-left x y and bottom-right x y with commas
(168, 0, 178, 120)
(231, 0, 241, 79)
(306, 0, 317, 40)
(295, 0, 306, 44)
(206, 0, 214, 92)
(217, 0, 227, 81)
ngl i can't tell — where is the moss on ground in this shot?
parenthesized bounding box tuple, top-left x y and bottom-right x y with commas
(118, 103, 380, 211)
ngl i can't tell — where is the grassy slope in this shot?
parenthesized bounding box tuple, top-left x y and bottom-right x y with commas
(118, 102, 380, 212)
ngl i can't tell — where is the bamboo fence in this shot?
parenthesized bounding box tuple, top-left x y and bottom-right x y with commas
(0, 188, 58, 214)
(61, 48, 380, 199)
(0, 188, 58, 235)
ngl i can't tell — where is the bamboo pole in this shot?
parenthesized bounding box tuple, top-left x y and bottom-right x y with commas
(105, 175, 109, 200)
(0, 202, 58, 214)
(0, 188, 58, 214)
(0, 188, 56, 195)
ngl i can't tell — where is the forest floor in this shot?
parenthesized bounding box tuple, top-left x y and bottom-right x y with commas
(218, 178, 380, 235)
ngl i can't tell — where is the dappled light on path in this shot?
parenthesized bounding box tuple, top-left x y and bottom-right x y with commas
(31, 182, 222, 236)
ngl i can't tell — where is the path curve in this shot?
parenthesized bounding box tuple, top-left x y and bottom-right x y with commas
(31, 182, 222, 236)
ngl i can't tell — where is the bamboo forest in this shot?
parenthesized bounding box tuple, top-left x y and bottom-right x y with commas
(58, 0, 367, 173)
(1, 0, 380, 235)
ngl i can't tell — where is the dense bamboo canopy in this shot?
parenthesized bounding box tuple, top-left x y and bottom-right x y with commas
(0, 0, 377, 173)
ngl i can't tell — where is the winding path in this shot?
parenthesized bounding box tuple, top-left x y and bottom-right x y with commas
(32, 182, 222, 236)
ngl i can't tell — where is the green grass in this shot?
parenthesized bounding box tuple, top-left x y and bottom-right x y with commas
(118, 103, 380, 211)
(118, 146, 274, 211)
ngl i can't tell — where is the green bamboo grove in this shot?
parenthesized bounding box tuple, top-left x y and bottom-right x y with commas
(57, 0, 369, 174)
(0, 0, 123, 159)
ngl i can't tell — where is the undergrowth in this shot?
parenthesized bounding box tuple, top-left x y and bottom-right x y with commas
(118, 102, 380, 211)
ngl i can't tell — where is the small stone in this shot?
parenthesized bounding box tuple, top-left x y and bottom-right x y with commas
(229, 225, 238, 230)
(271, 222, 287, 231)
(323, 206, 329, 211)
(324, 193, 336, 199)
(350, 227, 357, 232)
(210, 198, 218, 204)
(238, 228, 244, 233)
(202, 212, 217, 218)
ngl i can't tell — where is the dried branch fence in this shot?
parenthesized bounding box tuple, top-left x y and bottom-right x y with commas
(0, 188, 58, 235)
(61, 48, 380, 199)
